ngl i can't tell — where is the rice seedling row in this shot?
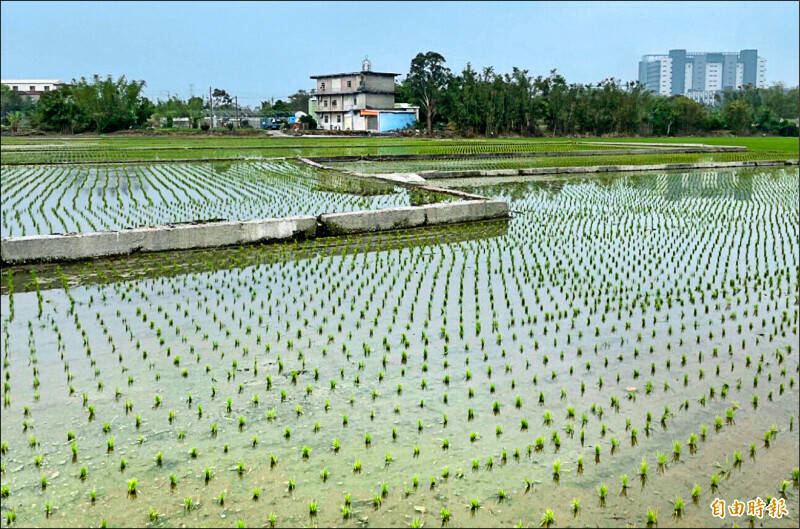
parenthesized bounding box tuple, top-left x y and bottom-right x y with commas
(0, 166, 796, 527)
(329, 151, 796, 175)
(1, 162, 452, 237)
(0, 141, 643, 165)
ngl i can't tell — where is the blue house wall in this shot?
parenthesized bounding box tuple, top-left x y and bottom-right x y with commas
(378, 112, 415, 132)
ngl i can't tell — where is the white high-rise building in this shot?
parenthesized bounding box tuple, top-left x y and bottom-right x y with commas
(757, 57, 767, 88)
(638, 49, 766, 105)
(684, 63, 693, 92)
(637, 55, 672, 96)
(704, 62, 722, 91)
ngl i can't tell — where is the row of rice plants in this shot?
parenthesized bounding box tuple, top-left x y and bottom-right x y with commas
(0, 161, 448, 237)
(1, 167, 796, 526)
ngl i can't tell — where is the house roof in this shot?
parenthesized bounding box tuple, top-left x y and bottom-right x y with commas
(310, 71, 398, 79)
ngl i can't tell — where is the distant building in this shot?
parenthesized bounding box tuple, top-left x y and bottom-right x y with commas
(171, 117, 192, 128)
(196, 108, 261, 129)
(637, 50, 766, 104)
(1, 79, 63, 101)
(310, 59, 418, 132)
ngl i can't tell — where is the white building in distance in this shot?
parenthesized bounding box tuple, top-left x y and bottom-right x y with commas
(1, 79, 63, 101)
(638, 50, 766, 105)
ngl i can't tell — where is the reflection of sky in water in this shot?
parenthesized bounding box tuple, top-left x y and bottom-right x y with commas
(0, 163, 796, 528)
(444, 167, 797, 205)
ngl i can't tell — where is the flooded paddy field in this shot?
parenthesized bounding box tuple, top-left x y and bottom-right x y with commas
(0, 161, 453, 237)
(0, 166, 798, 528)
(0, 139, 634, 166)
(328, 151, 794, 175)
(3, 135, 795, 167)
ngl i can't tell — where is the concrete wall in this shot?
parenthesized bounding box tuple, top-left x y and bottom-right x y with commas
(321, 206, 426, 234)
(315, 74, 393, 97)
(2, 199, 511, 265)
(1, 216, 317, 265)
(315, 75, 360, 94)
(320, 200, 509, 235)
(363, 93, 394, 109)
(362, 74, 395, 92)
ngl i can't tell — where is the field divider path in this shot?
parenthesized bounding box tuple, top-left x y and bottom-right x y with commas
(0, 159, 510, 264)
(297, 156, 488, 201)
(418, 159, 799, 179)
(0, 142, 745, 165)
(305, 145, 746, 163)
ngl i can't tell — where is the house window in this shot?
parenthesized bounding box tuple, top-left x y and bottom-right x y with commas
(347, 80, 352, 88)
(320, 82, 325, 90)
(30, 86, 35, 92)
(324, 115, 329, 123)
(336, 115, 341, 123)
(353, 98, 357, 105)
(12, 86, 18, 91)
(332, 99, 337, 107)
(43, 86, 50, 91)
(323, 100, 328, 107)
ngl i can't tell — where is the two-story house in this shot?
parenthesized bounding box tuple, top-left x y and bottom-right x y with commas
(309, 60, 417, 132)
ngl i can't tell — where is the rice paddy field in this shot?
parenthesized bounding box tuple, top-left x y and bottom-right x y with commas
(2, 135, 795, 166)
(328, 150, 794, 174)
(0, 133, 800, 527)
(0, 139, 635, 165)
(0, 161, 454, 237)
(0, 136, 798, 528)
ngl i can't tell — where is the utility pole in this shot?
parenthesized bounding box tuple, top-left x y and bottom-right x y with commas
(235, 96, 239, 125)
(209, 86, 213, 129)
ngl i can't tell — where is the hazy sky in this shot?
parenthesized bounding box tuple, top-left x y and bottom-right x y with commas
(1, 1, 797, 105)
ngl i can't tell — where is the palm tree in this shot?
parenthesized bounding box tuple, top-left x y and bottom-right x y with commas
(8, 111, 22, 134)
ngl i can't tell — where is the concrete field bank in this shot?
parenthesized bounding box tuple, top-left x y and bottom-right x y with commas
(1, 200, 509, 265)
(418, 159, 799, 179)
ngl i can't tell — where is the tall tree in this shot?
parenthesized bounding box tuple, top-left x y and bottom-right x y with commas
(31, 75, 151, 133)
(271, 99, 291, 112)
(407, 51, 452, 134)
(212, 88, 233, 108)
(187, 96, 205, 127)
(721, 99, 754, 132)
(288, 90, 311, 113)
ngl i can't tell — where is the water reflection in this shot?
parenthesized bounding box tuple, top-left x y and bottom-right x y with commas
(2, 218, 510, 294)
(441, 167, 795, 204)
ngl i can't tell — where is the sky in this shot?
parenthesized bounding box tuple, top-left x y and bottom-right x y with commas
(1, 1, 797, 106)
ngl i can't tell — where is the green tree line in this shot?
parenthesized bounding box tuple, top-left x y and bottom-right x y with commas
(2, 62, 797, 136)
(11, 75, 156, 133)
(399, 51, 799, 136)
(0, 76, 315, 132)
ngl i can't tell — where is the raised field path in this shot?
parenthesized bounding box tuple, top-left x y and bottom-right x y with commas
(417, 159, 799, 179)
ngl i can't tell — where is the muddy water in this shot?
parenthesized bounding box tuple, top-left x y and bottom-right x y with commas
(1, 167, 797, 527)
